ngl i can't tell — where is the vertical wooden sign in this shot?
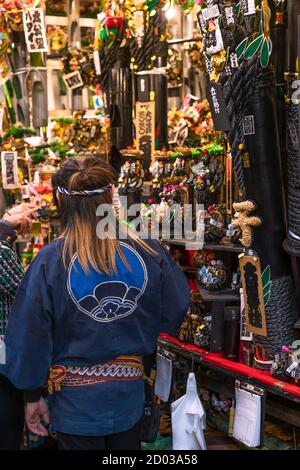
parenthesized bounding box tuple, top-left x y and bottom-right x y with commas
(239, 254, 268, 337)
(135, 101, 155, 172)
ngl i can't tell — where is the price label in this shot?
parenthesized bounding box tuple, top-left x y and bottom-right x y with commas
(202, 5, 220, 21)
(209, 218, 224, 228)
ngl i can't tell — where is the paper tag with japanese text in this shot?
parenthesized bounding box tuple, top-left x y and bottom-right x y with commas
(23, 8, 48, 53)
(1, 151, 19, 189)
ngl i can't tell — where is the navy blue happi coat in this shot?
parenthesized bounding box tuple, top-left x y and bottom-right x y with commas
(1, 238, 189, 436)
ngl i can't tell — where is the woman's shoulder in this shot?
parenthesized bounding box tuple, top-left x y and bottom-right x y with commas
(37, 238, 64, 256)
(123, 238, 168, 263)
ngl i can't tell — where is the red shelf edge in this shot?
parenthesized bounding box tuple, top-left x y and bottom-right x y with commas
(159, 333, 300, 399)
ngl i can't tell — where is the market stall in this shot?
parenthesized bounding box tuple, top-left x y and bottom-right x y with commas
(1, 0, 300, 451)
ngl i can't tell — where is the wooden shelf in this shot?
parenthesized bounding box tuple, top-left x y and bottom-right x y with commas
(162, 237, 244, 253)
(204, 242, 244, 253)
(180, 265, 199, 274)
(198, 285, 240, 302)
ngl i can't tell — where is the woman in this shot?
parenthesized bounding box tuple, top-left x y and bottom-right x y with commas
(2, 156, 190, 450)
(0, 203, 37, 449)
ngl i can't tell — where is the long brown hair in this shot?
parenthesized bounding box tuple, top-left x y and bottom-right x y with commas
(52, 156, 156, 274)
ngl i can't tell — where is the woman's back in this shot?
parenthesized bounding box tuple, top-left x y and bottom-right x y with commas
(1, 155, 190, 441)
(2, 236, 189, 436)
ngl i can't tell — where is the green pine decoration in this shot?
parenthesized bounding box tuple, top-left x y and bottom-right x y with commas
(3, 126, 37, 141)
(241, 2, 272, 67)
(236, 38, 248, 59)
(244, 34, 264, 60)
(260, 37, 270, 67)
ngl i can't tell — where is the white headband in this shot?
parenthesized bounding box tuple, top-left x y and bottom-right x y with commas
(57, 183, 112, 196)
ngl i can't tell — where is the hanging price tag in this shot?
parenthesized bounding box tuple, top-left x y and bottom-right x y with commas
(226, 226, 236, 237)
(230, 53, 239, 68)
(243, 115, 255, 135)
(1, 151, 19, 189)
(21, 185, 30, 200)
(201, 5, 220, 21)
(209, 218, 224, 228)
(224, 6, 235, 26)
(242, 0, 256, 15)
(63, 71, 83, 90)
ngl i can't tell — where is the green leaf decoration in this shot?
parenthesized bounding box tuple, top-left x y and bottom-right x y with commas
(263, 281, 272, 306)
(260, 37, 270, 67)
(261, 265, 271, 288)
(235, 2, 241, 16)
(261, 265, 272, 306)
(236, 37, 248, 59)
(263, 280, 271, 294)
(244, 34, 264, 60)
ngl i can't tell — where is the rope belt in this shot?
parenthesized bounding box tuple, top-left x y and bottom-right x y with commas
(48, 356, 144, 394)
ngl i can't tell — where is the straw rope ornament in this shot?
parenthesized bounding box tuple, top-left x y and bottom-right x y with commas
(231, 201, 262, 248)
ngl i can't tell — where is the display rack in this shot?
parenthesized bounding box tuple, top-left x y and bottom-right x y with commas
(161, 236, 242, 354)
(158, 335, 300, 405)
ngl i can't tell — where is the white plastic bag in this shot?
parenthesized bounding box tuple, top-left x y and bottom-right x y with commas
(155, 354, 172, 402)
(171, 373, 207, 450)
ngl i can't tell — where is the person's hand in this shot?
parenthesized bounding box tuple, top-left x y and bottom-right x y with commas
(2, 203, 38, 235)
(25, 397, 50, 437)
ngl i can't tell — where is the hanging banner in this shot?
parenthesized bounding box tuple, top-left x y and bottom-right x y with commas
(239, 254, 267, 337)
(23, 8, 48, 53)
(1, 151, 19, 189)
(206, 82, 230, 131)
(135, 101, 155, 170)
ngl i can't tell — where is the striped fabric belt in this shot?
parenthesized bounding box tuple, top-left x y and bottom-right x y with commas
(48, 356, 144, 394)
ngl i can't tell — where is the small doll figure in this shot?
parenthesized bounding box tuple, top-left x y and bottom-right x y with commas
(205, 19, 224, 55)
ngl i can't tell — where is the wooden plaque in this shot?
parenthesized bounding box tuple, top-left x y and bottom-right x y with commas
(135, 101, 155, 170)
(239, 254, 267, 337)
